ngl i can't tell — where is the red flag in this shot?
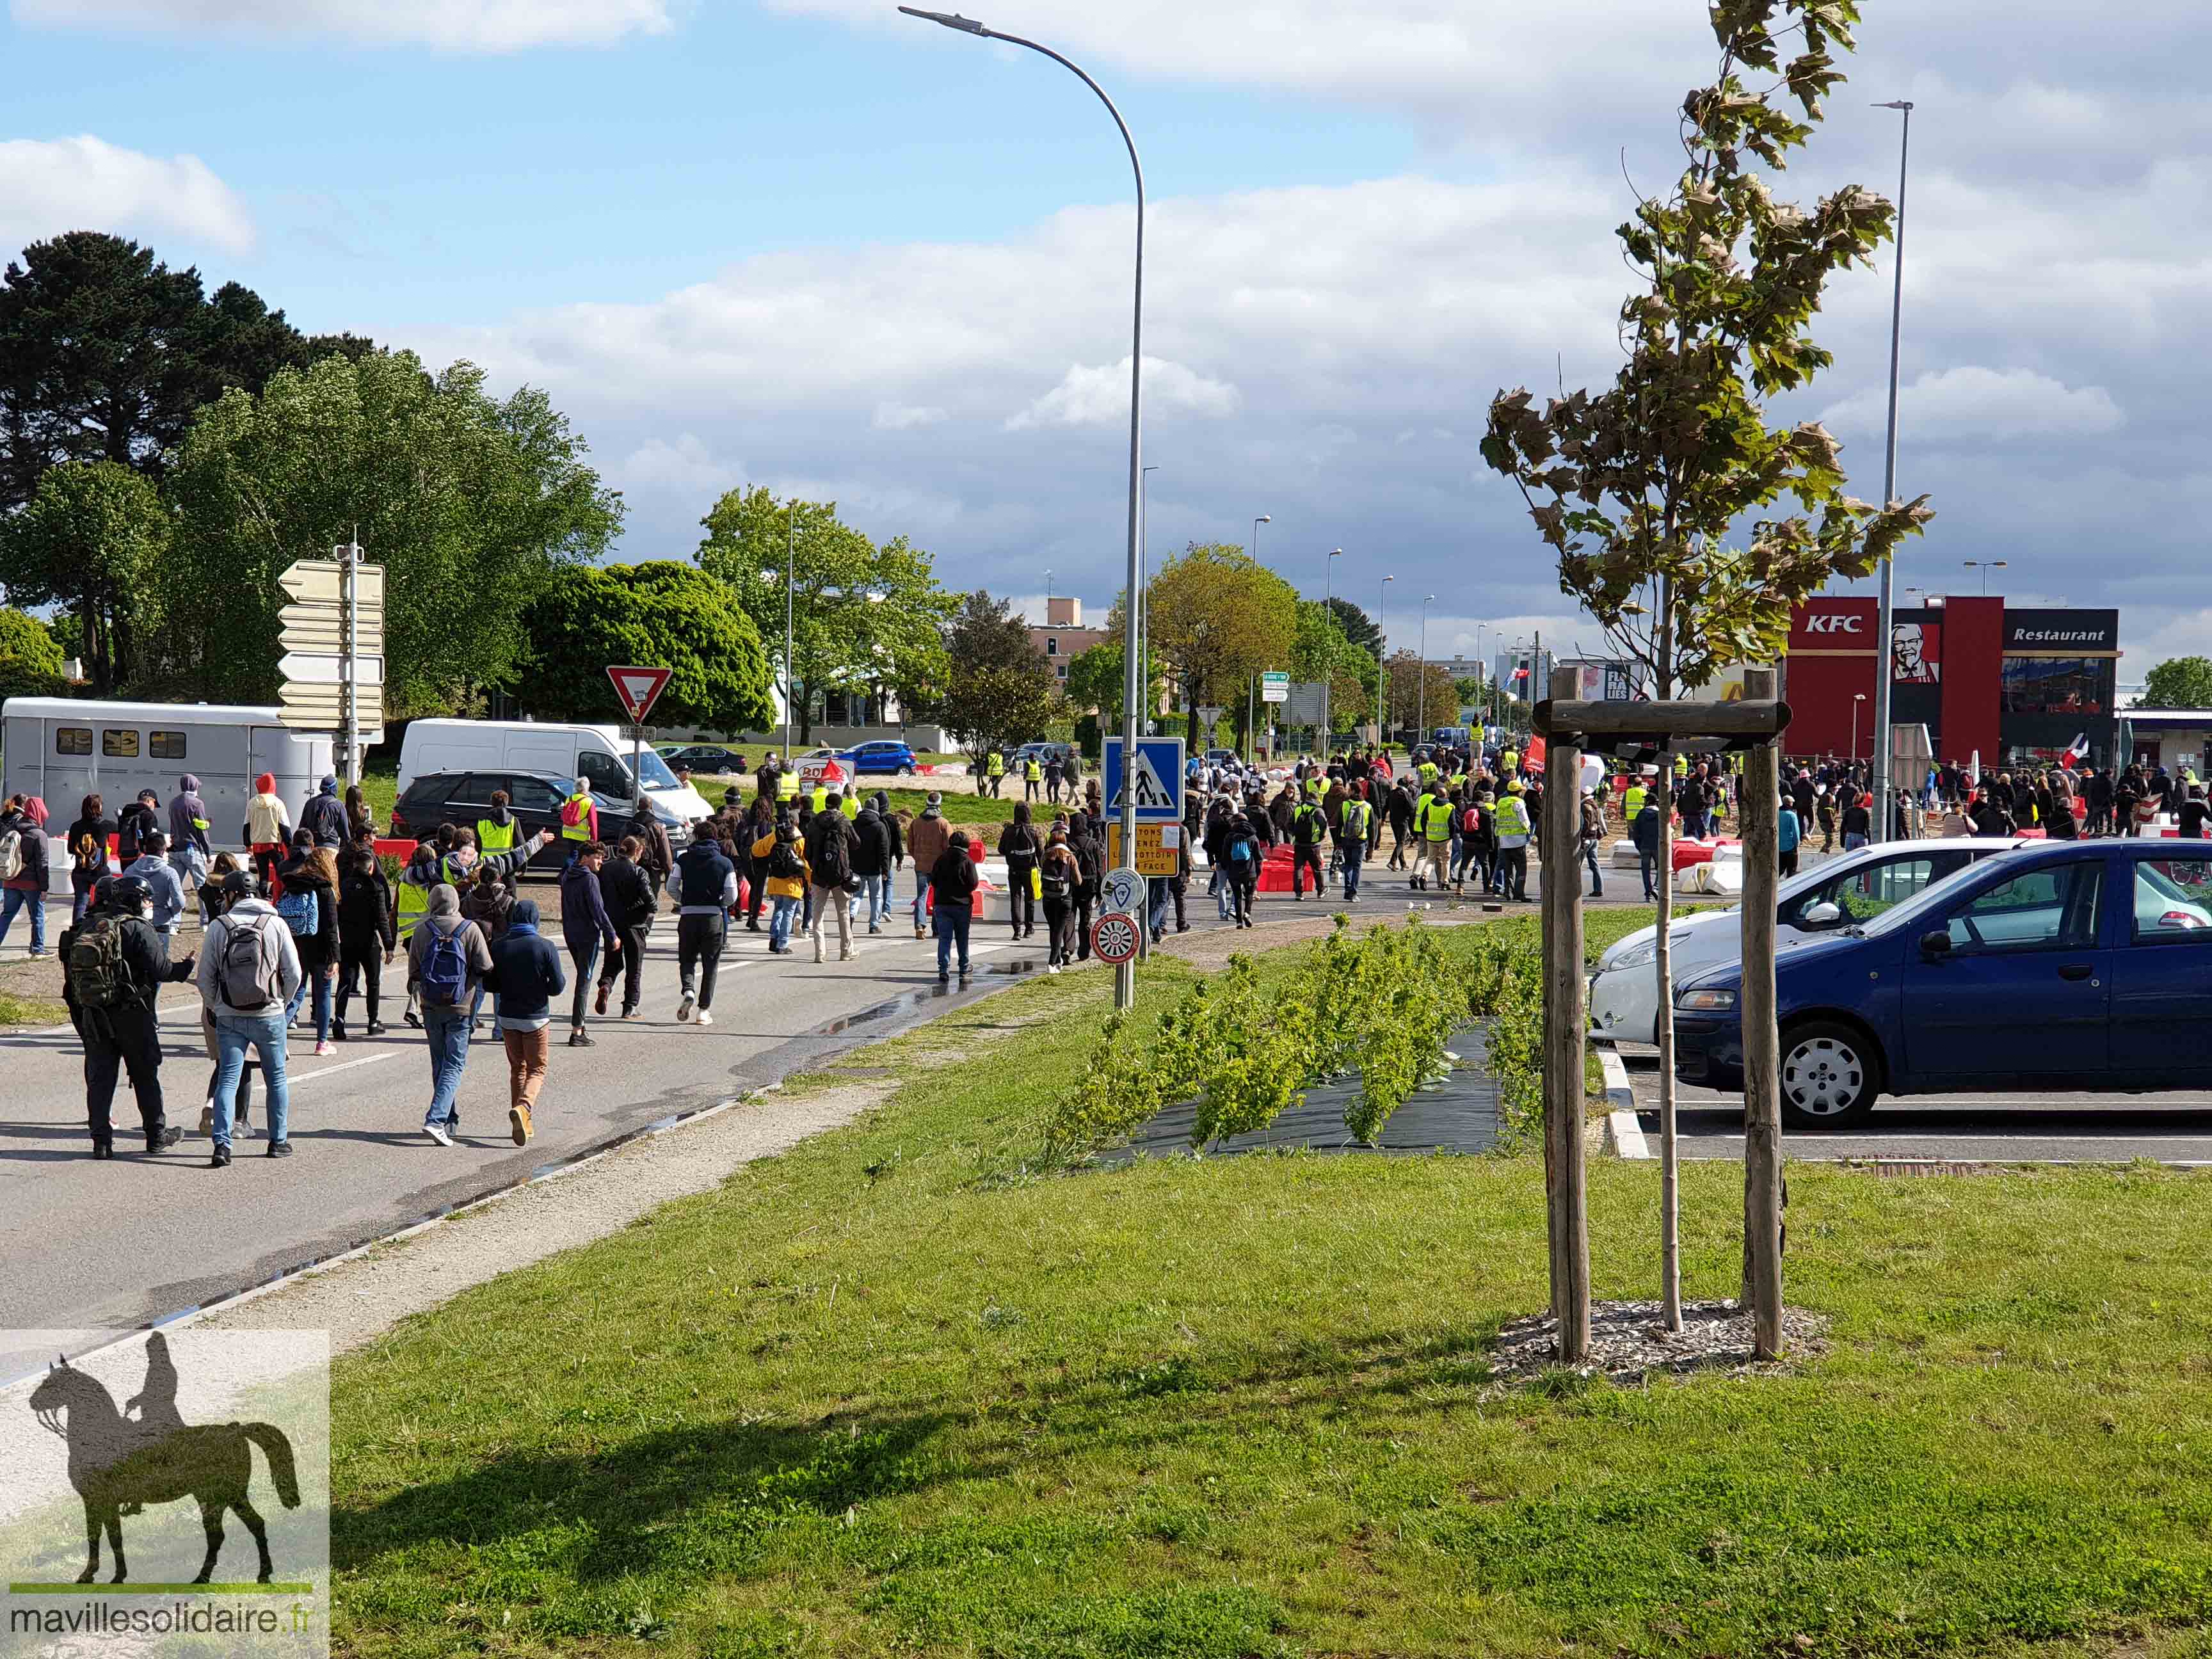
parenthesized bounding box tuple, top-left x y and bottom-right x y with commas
(1523, 734, 1548, 774)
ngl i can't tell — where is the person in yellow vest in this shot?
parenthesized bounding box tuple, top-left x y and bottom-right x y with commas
(558, 784, 598, 861)
(810, 781, 830, 814)
(1024, 756, 1043, 802)
(1500, 746, 1518, 778)
(1411, 787, 1454, 890)
(477, 789, 521, 889)
(1493, 780, 1533, 901)
(1338, 793, 1374, 902)
(1623, 777, 1647, 824)
(986, 749, 1006, 797)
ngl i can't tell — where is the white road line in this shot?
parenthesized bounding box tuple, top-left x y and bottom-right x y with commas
(284, 1051, 397, 1086)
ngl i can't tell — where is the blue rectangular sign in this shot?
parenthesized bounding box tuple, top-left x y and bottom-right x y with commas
(1103, 736, 1185, 822)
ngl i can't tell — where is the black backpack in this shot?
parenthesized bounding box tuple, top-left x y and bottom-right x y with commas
(767, 837, 804, 881)
(809, 819, 852, 889)
(68, 916, 135, 1011)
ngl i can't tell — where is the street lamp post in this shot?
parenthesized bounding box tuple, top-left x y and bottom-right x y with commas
(1963, 559, 2007, 596)
(1376, 574, 1394, 746)
(1140, 463, 1159, 737)
(901, 5, 1146, 1011)
(1249, 515, 1270, 565)
(1852, 693, 1868, 761)
(1418, 594, 1436, 735)
(1322, 549, 1342, 758)
(1870, 99, 1913, 846)
(783, 502, 797, 766)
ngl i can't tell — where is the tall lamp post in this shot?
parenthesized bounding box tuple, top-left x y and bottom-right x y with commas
(901, 5, 1146, 1011)
(1320, 549, 1342, 758)
(1140, 463, 1159, 737)
(1418, 594, 1436, 735)
(1249, 515, 1270, 565)
(1963, 559, 2007, 596)
(1376, 574, 1394, 746)
(783, 502, 797, 766)
(1870, 97, 1914, 844)
(1247, 515, 1272, 760)
(1852, 693, 1868, 762)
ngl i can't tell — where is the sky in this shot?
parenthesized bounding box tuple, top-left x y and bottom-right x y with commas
(4, 0, 2209, 681)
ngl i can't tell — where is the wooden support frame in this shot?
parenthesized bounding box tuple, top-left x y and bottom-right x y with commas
(1541, 666, 1591, 1363)
(1738, 666, 1786, 1358)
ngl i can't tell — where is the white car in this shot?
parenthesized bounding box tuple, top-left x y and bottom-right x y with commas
(1589, 840, 2031, 1044)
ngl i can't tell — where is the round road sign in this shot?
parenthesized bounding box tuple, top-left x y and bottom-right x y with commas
(1090, 911, 1141, 965)
(1102, 866, 1145, 916)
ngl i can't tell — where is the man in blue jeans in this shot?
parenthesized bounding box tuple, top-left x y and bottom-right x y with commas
(408, 883, 493, 1146)
(196, 871, 303, 1167)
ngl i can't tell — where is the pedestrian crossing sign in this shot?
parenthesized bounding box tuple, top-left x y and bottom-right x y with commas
(1104, 737, 1185, 822)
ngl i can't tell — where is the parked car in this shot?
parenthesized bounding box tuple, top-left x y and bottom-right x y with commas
(659, 744, 749, 774)
(1590, 839, 2034, 1043)
(1010, 742, 1075, 770)
(839, 739, 918, 775)
(1671, 841, 2212, 1130)
(388, 770, 581, 872)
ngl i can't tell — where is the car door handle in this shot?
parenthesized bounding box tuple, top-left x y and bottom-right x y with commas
(2058, 963, 2093, 981)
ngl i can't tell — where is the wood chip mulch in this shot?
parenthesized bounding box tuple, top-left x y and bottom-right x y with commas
(1484, 1297, 1830, 1388)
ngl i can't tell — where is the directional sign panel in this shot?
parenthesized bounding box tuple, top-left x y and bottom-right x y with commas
(1103, 737, 1184, 823)
(1260, 671, 1290, 704)
(280, 559, 385, 607)
(278, 652, 384, 686)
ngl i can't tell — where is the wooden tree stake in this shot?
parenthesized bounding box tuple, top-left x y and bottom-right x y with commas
(1739, 665, 1786, 1359)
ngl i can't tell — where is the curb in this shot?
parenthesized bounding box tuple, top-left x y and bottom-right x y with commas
(1596, 1042, 1651, 1159)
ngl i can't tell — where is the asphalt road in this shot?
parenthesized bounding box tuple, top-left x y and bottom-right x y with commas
(1615, 1048, 2212, 1164)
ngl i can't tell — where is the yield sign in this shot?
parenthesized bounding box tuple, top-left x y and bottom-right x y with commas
(607, 664, 674, 724)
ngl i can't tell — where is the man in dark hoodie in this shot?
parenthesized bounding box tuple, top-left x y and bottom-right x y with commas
(593, 835, 655, 1020)
(167, 775, 213, 921)
(850, 794, 892, 934)
(301, 776, 347, 848)
(482, 897, 565, 1145)
(559, 842, 619, 1047)
(333, 842, 395, 1039)
(61, 874, 195, 1158)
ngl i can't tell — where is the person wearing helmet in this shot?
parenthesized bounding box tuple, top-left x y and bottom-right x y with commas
(59, 873, 196, 1158)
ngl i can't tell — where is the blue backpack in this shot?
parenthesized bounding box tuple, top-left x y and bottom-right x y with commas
(274, 888, 318, 938)
(1227, 835, 1258, 870)
(419, 920, 469, 1008)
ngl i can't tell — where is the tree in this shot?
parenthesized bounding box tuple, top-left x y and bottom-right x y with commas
(1063, 639, 1165, 725)
(0, 607, 67, 703)
(0, 232, 375, 510)
(1292, 600, 1375, 733)
(1141, 544, 1299, 749)
(2141, 657, 2212, 709)
(156, 350, 621, 715)
(1324, 596, 1383, 661)
(697, 487, 955, 742)
(1480, 0, 1934, 1340)
(933, 592, 1057, 767)
(511, 562, 776, 733)
(1386, 650, 1459, 732)
(0, 460, 168, 693)
(1454, 675, 1486, 707)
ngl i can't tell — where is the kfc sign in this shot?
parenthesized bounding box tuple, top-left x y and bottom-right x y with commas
(1804, 613, 1865, 635)
(1790, 600, 1879, 650)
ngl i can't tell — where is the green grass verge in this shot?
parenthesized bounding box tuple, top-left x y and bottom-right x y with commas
(0, 990, 64, 1027)
(330, 917, 2212, 1659)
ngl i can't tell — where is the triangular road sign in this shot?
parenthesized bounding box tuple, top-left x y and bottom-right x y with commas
(1119, 746, 1174, 812)
(607, 665, 674, 724)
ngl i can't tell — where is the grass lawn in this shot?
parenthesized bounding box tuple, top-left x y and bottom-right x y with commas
(0, 990, 64, 1027)
(331, 920, 2212, 1659)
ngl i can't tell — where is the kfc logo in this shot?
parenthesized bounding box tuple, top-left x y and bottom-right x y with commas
(1803, 613, 1865, 634)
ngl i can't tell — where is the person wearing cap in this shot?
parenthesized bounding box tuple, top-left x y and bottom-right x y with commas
(1493, 779, 1533, 902)
(60, 873, 195, 1158)
(906, 792, 952, 939)
(198, 869, 303, 1166)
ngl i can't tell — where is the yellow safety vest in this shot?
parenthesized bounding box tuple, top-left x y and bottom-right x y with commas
(477, 816, 518, 855)
(842, 794, 860, 820)
(560, 791, 595, 842)
(1494, 796, 1532, 840)
(396, 878, 430, 942)
(777, 771, 799, 800)
(1623, 785, 1646, 820)
(1502, 749, 1518, 775)
(810, 785, 830, 813)
(987, 753, 1004, 776)
(1418, 762, 1438, 787)
(1418, 796, 1453, 842)
(1342, 799, 1373, 841)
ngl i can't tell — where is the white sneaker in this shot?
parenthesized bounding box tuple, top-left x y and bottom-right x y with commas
(424, 1123, 454, 1148)
(1046, 964, 1061, 975)
(696, 1009, 714, 1027)
(314, 1041, 335, 1057)
(677, 995, 694, 1023)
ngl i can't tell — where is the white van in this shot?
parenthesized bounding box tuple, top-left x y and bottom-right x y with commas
(398, 720, 712, 832)
(1, 698, 333, 895)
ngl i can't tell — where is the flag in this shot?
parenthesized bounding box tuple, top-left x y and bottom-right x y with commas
(2062, 732, 2089, 769)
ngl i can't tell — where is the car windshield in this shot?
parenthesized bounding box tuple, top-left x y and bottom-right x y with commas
(1858, 848, 2041, 938)
(630, 748, 681, 790)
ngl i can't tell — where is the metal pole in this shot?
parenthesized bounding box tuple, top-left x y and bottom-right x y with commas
(783, 503, 796, 766)
(1653, 580, 1682, 1332)
(1419, 595, 1434, 736)
(1376, 575, 1392, 750)
(342, 529, 360, 788)
(1322, 550, 1340, 760)
(1870, 99, 1912, 845)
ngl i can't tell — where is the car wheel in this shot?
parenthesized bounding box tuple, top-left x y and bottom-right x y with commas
(899, 765, 913, 776)
(1777, 1020, 1881, 1131)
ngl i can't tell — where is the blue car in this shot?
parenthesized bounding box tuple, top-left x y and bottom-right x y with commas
(838, 740, 918, 775)
(1671, 838, 2212, 1130)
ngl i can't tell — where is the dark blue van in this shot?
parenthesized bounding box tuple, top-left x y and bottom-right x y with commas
(1672, 839, 2212, 1129)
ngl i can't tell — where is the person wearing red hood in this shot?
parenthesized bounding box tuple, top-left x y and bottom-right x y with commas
(245, 773, 291, 897)
(0, 795, 52, 958)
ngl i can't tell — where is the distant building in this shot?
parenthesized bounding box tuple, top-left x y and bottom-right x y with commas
(1028, 596, 1108, 689)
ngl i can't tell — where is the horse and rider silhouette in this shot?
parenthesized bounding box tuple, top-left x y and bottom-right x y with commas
(28, 1334, 300, 1585)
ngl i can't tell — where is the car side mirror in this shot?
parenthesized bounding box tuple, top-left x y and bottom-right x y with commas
(1919, 930, 1953, 959)
(1802, 901, 1843, 928)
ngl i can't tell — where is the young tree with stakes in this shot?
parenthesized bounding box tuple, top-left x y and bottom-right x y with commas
(1481, 0, 1932, 1330)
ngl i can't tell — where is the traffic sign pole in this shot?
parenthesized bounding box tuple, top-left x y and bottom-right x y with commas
(607, 666, 675, 805)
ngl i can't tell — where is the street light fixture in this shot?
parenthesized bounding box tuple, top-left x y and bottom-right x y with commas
(1249, 515, 1270, 564)
(1852, 693, 1868, 761)
(1139, 463, 1160, 735)
(1962, 559, 2007, 596)
(1322, 549, 1342, 757)
(901, 4, 1146, 1009)
(1867, 98, 1915, 846)
(1418, 595, 1437, 733)
(1377, 574, 1394, 746)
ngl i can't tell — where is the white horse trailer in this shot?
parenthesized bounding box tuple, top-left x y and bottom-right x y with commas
(1, 699, 333, 895)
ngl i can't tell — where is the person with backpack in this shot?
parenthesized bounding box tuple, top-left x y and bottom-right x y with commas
(1066, 816, 1105, 959)
(805, 791, 858, 963)
(394, 839, 442, 1027)
(66, 793, 116, 927)
(116, 789, 159, 867)
(902, 793, 949, 938)
(748, 812, 807, 960)
(124, 826, 189, 941)
(333, 844, 396, 1041)
(558, 783, 599, 860)
(931, 830, 981, 982)
(244, 773, 291, 897)
(997, 803, 1039, 941)
(1038, 828, 1080, 969)
(1578, 789, 1607, 899)
(0, 795, 52, 958)
(197, 869, 302, 1166)
(61, 874, 195, 1158)
(593, 835, 656, 1021)
(1338, 789, 1374, 904)
(1221, 812, 1262, 928)
(461, 862, 515, 1034)
(482, 896, 566, 1144)
(167, 775, 213, 920)
(559, 841, 619, 1046)
(851, 794, 894, 934)
(1287, 792, 1327, 900)
(301, 775, 347, 849)
(275, 839, 341, 1055)
(408, 882, 493, 1145)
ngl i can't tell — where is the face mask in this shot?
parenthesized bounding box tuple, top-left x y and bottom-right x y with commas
(140, 905, 154, 922)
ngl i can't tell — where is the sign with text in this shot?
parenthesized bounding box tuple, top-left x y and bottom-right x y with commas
(605, 666, 673, 725)
(1260, 671, 1290, 704)
(1107, 821, 1180, 877)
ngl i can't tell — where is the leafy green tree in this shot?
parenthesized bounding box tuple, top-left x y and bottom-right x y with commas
(1324, 596, 1382, 661)
(510, 562, 775, 733)
(1292, 600, 1375, 732)
(0, 606, 67, 702)
(2140, 657, 2212, 709)
(1139, 543, 1298, 749)
(696, 486, 954, 742)
(1455, 675, 1485, 707)
(0, 231, 374, 509)
(0, 460, 168, 693)
(1062, 639, 1164, 725)
(933, 591, 1057, 767)
(1386, 650, 1459, 732)
(1479, 0, 1934, 1336)
(157, 350, 621, 716)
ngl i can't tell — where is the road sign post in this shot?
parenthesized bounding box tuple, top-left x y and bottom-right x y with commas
(1103, 737, 1184, 822)
(607, 666, 675, 807)
(1089, 910, 1140, 966)
(281, 552, 386, 767)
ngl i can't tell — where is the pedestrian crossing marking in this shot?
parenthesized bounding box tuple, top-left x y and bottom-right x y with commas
(1118, 748, 1174, 811)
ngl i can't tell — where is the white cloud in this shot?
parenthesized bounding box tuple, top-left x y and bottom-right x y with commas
(12, 0, 674, 50)
(619, 433, 737, 495)
(872, 401, 946, 431)
(1820, 367, 2125, 443)
(0, 134, 253, 254)
(1005, 356, 1242, 431)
